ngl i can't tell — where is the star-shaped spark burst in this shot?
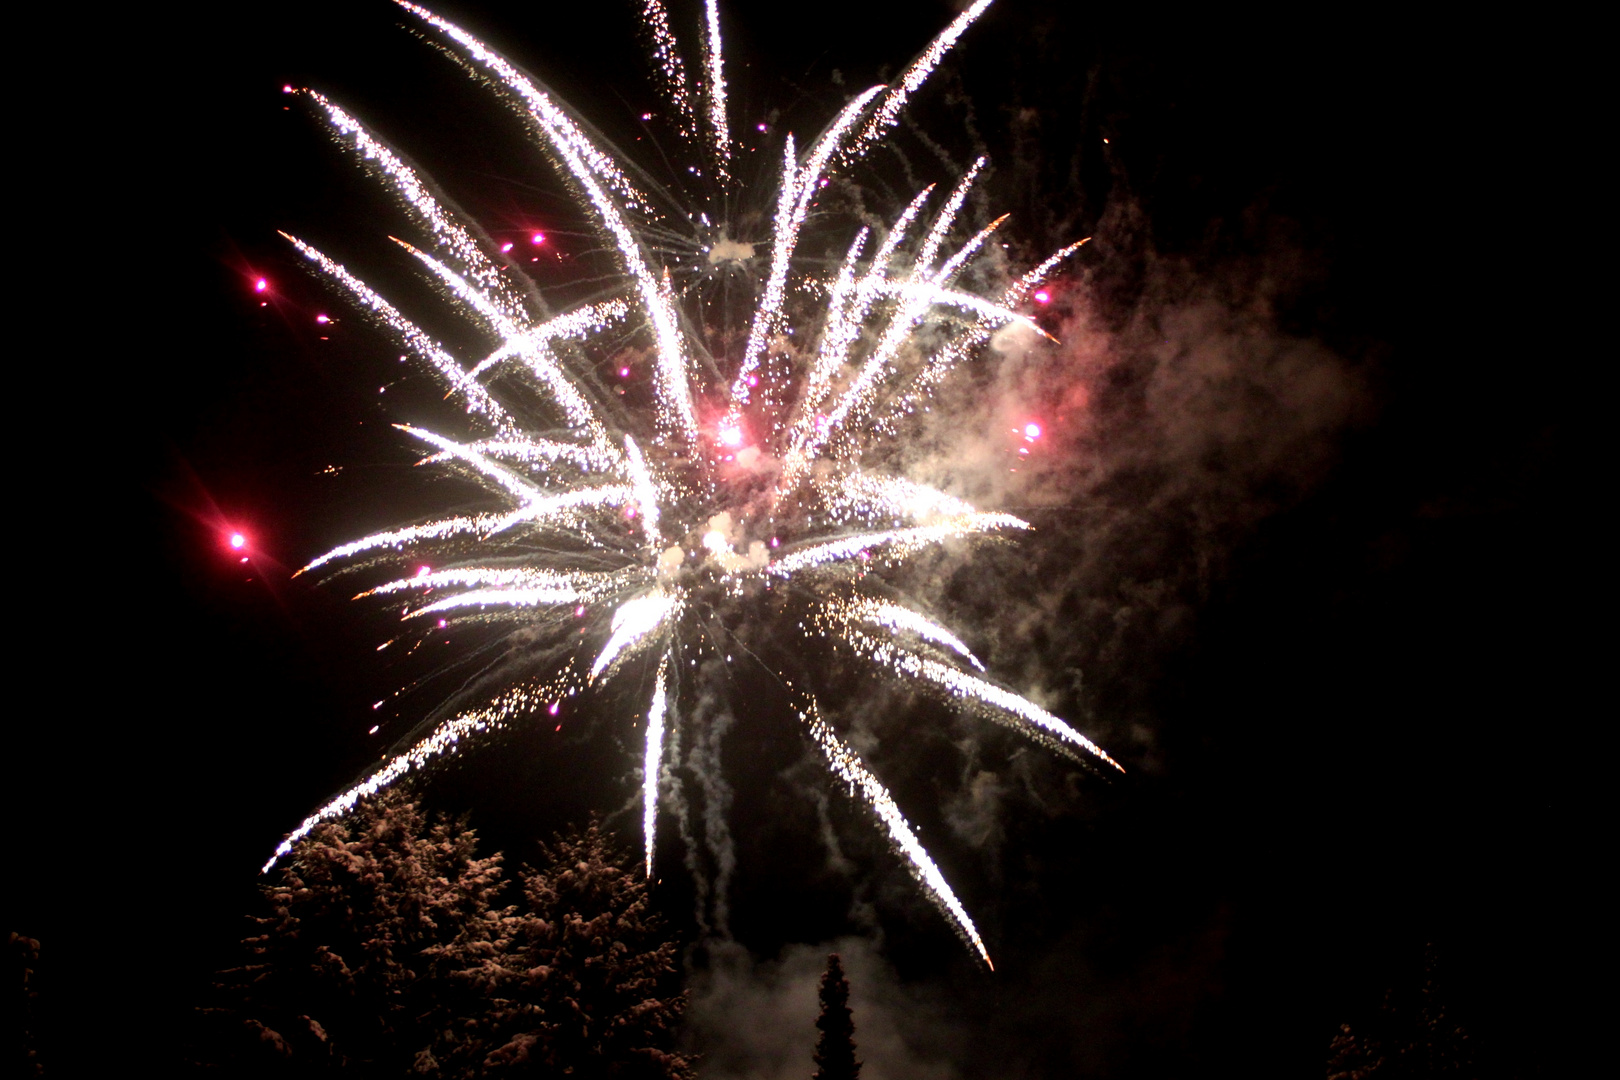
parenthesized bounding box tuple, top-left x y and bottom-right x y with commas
(264, 0, 1119, 967)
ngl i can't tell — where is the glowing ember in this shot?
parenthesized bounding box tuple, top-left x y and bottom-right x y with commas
(1024, 421, 1042, 440)
(229, 532, 246, 550)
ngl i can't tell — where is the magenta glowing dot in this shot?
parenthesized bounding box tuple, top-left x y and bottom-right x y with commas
(282, 85, 294, 94)
(437, 618, 447, 628)
(619, 365, 631, 377)
(769, 537, 780, 548)
(240, 556, 250, 564)
(253, 278, 267, 293)
(1033, 289, 1051, 304)
(416, 565, 431, 577)
(641, 112, 652, 120)
(756, 122, 768, 132)
(574, 605, 586, 617)
(746, 374, 759, 387)
(530, 231, 546, 245)
(315, 314, 330, 324)
(1024, 422, 1042, 440)
(500, 241, 514, 252)
(229, 532, 246, 549)
(548, 702, 560, 716)
(718, 424, 743, 448)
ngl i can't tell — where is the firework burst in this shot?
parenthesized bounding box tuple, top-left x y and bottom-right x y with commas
(265, 0, 1117, 967)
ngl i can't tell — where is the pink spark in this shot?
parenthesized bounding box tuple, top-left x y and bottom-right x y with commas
(253, 278, 267, 293)
(619, 365, 631, 377)
(1024, 422, 1042, 441)
(756, 122, 768, 132)
(641, 112, 652, 121)
(530, 232, 546, 245)
(548, 702, 560, 716)
(500, 241, 514, 253)
(229, 532, 246, 550)
(1033, 289, 1051, 304)
(746, 374, 759, 388)
(437, 619, 447, 628)
(315, 314, 330, 324)
(718, 423, 743, 448)
(574, 605, 586, 617)
(416, 565, 431, 577)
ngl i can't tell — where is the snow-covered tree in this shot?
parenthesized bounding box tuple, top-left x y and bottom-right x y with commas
(478, 822, 694, 1079)
(812, 953, 859, 1080)
(200, 796, 691, 1078)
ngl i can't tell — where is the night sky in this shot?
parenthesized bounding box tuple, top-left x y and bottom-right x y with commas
(11, 2, 1587, 1076)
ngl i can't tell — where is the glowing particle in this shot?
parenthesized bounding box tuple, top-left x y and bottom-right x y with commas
(500, 241, 513, 252)
(316, 314, 330, 324)
(718, 423, 742, 447)
(530, 231, 546, 245)
(1024, 422, 1042, 440)
(619, 365, 631, 377)
(229, 532, 246, 549)
(254, 278, 268, 293)
(1033, 289, 1051, 304)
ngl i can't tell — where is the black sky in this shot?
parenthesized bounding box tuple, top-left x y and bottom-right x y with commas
(11, 2, 1589, 1076)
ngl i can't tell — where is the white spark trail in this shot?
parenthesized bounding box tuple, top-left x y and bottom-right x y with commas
(281, 232, 509, 428)
(395, 242, 612, 441)
(303, 90, 524, 320)
(855, 632, 1123, 771)
(399, 2, 700, 447)
(768, 513, 1029, 578)
(643, 652, 671, 877)
(591, 589, 680, 681)
(702, 0, 731, 171)
(639, 0, 697, 138)
(804, 701, 991, 967)
(844, 598, 985, 670)
(729, 87, 886, 410)
(845, 0, 997, 161)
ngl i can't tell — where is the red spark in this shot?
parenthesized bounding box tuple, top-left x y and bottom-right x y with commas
(530, 231, 546, 245)
(1033, 289, 1051, 304)
(619, 365, 631, 377)
(315, 314, 330, 324)
(1023, 422, 1042, 441)
(500, 241, 514, 253)
(229, 532, 247, 550)
(253, 278, 268, 293)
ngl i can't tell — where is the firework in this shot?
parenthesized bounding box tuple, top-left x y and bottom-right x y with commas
(265, 0, 1115, 968)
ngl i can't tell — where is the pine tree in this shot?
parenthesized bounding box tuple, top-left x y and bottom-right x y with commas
(1326, 945, 1473, 1080)
(479, 821, 695, 1079)
(812, 953, 859, 1080)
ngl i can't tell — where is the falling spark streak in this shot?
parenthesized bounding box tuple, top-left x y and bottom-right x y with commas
(591, 590, 680, 681)
(398, 2, 699, 448)
(804, 701, 991, 966)
(702, 0, 731, 172)
(730, 87, 887, 409)
(643, 653, 671, 878)
(768, 514, 1030, 578)
(851, 630, 1123, 771)
(845, 0, 997, 161)
(843, 598, 985, 670)
(639, 0, 696, 139)
(281, 233, 509, 427)
(266, 3, 1116, 965)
